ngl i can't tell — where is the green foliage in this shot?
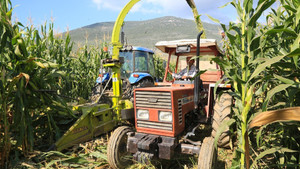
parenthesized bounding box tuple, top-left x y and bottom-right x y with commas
(250, 122, 300, 168)
(209, 0, 300, 168)
(153, 55, 165, 81)
(186, 0, 206, 38)
(0, 1, 108, 167)
(153, 55, 176, 81)
(209, 0, 299, 168)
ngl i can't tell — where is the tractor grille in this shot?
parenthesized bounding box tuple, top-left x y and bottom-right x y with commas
(135, 91, 172, 109)
(137, 120, 173, 131)
(178, 99, 183, 124)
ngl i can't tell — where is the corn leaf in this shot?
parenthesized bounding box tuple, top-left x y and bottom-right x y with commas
(248, 0, 276, 26)
(265, 27, 298, 37)
(251, 147, 298, 168)
(205, 14, 220, 24)
(274, 74, 295, 84)
(256, 125, 267, 147)
(12, 73, 30, 87)
(283, 5, 296, 13)
(219, 1, 232, 9)
(249, 107, 300, 129)
(248, 55, 284, 83)
(63, 156, 89, 164)
(34, 61, 46, 68)
(262, 84, 292, 111)
(89, 151, 107, 160)
(296, 5, 300, 26)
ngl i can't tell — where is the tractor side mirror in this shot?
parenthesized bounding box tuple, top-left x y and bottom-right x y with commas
(176, 45, 191, 53)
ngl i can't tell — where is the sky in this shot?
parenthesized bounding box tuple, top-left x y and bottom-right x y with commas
(12, 0, 239, 32)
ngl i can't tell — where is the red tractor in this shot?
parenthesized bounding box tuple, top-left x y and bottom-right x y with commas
(107, 32, 232, 169)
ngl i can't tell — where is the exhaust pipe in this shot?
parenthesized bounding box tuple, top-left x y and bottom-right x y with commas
(194, 31, 203, 110)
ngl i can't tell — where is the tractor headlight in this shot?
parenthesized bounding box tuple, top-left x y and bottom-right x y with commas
(159, 111, 172, 122)
(136, 109, 149, 120)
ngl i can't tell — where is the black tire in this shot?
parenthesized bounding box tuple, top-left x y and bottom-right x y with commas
(90, 83, 112, 106)
(123, 78, 154, 101)
(136, 78, 154, 88)
(90, 83, 103, 103)
(198, 137, 217, 169)
(107, 126, 133, 169)
(122, 79, 132, 99)
(211, 93, 232, 148)
(129, 78, 154, 102)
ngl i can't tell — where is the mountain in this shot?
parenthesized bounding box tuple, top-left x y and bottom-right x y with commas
(67, 16, 223, 50)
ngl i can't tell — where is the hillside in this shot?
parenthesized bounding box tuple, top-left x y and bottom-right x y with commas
(67, 16, 223, 50)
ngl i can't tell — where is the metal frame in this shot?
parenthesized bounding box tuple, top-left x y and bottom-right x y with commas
(108, 0, 141, 120)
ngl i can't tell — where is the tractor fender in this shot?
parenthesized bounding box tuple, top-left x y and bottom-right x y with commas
(205, 83, 232, 117)
(128, 73, 153, 84)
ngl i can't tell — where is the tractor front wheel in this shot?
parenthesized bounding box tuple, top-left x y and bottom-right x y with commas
(212, 93, 232, 148)
(198, 137, 217, 169)
(136, 78, 154, 88)
(90, 83, 103, 103)
(129, 78, 154, 102)
(107, 126, 133, 169)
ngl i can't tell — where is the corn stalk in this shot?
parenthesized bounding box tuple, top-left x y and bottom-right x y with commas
(186, 0, 206, 38)
(208, 0, 299, 168)
(0, 0, 108, 167)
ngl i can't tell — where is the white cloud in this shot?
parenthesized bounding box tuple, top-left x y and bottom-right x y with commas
(91, 0, 190, 13)
(92, 0, 126, 11)
(91, 0, 236, 23)
(131, 3, 162, 14)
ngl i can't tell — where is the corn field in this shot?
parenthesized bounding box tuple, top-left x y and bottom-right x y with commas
(0, 0, 108, 167)
(1, 0, 300, 168)
(209, 0, 300, 168)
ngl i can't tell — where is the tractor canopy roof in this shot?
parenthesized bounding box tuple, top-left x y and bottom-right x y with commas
(155, 39, 223, 56)
(121, 46, 154, 54)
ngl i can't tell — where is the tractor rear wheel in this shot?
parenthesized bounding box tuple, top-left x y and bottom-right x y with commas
(212, 93, 232, 148)
(198, 137, 217, 169)
(107, 126, 133, 169)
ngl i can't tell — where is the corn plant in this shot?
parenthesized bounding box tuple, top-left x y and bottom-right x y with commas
(207, 0, 299, 168)
(186, 0, 206, 38)
(60, 43, 105, 100)
(0, 3, 69, 168)
(0, 0, 108, 167)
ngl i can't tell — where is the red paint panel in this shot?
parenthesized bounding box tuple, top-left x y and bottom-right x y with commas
(137, 127, 174, 137)
(134, 86, 195, 137)
(149, 109, 158, 121)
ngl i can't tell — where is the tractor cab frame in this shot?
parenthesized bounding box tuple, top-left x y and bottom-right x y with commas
(96, 47, 156, 85)
(119, 46, 156, 83)
(157, 38, 223, 84)
(155, 35, 227, 117)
